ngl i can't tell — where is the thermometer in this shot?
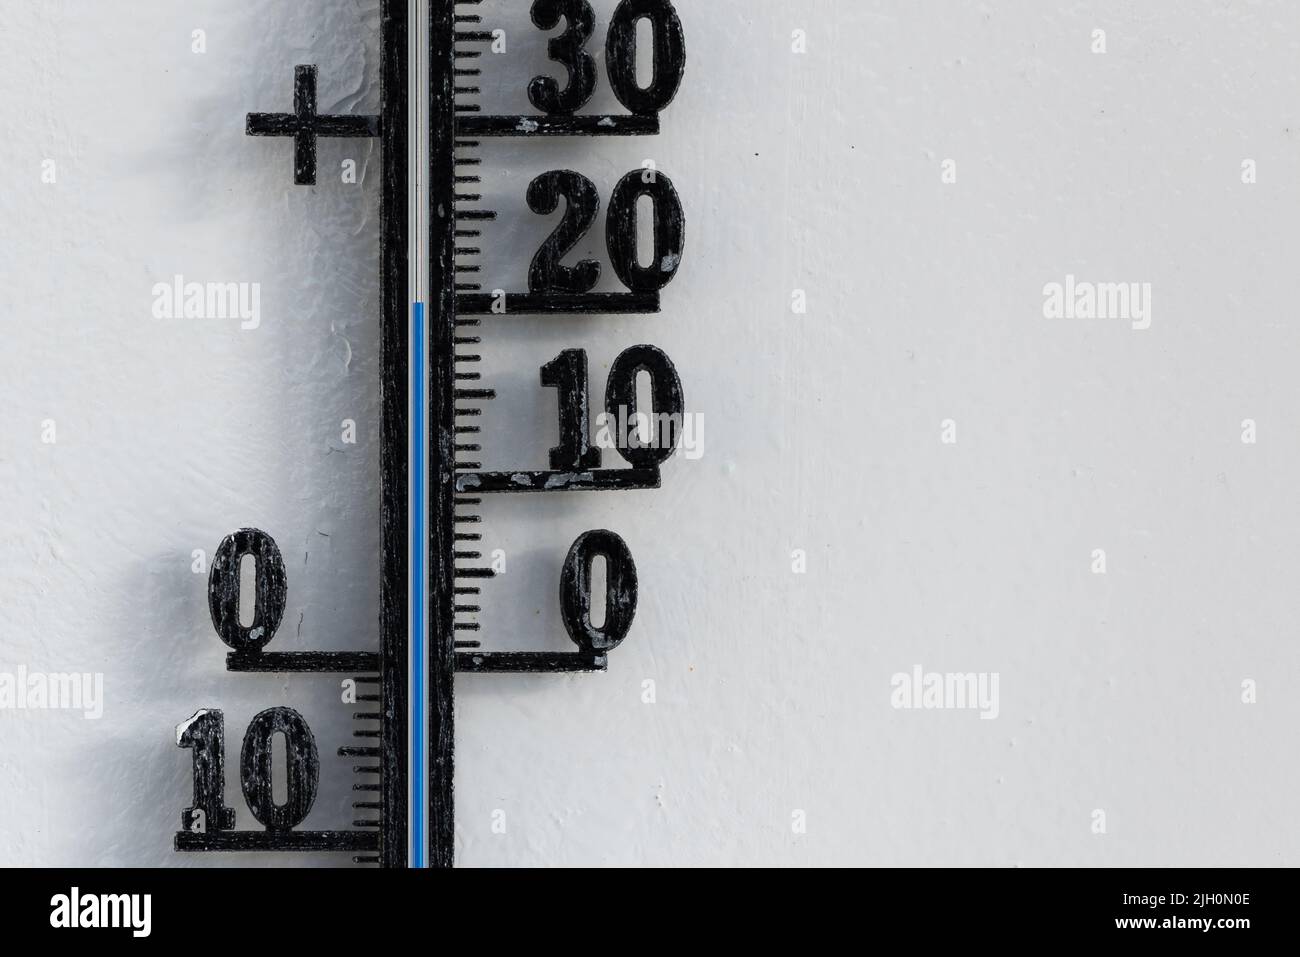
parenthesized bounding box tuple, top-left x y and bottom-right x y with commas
(173, 0, 686, 868)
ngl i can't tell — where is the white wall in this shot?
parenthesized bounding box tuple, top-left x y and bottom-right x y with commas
(1, 0, 1298, 866)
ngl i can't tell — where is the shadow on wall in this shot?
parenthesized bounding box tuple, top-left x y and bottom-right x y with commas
(76, 2, 389, 868)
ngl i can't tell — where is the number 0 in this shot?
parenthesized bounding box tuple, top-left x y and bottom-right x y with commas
(605, 0, 686, 115)
(208, 528, 286, 652)
(607, 170, 685, 292)
(560, 530, 638, 655)
(240, 707, 320, 832)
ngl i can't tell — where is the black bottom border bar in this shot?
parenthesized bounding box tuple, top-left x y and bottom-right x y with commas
(8, 867, 1277, 943)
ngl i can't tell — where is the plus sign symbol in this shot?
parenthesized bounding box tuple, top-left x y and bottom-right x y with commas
(247, 65, 380, 186)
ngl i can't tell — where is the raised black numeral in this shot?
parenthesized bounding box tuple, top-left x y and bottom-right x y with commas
(527, 170, 602, 294)
(543, 345, 684, 469)
(529, 0, 598, 115)
(177, 709, 237, 833)
(605, 343, 684, 467)
(605, 0, 686, 115)
(607, 170, 684, 292)
(542, 349, 603, 470)
(530, 0, 685, 117)
(240, 707, 320, 832)
(208, 528, 286, 651)
(528, 168, 684, 294)
(177, 707, 321, 833)
(560, 530, 638, 654)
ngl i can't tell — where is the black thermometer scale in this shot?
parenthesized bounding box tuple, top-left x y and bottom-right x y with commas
(173, 0, 686, 868)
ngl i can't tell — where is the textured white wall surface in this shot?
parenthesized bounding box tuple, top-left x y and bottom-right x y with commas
(2, 0, 1299, 867)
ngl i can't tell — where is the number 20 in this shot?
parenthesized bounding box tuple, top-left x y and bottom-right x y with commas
(529, 169, 685, 294)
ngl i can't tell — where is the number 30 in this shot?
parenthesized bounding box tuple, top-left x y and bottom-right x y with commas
(529, 0, 686, 116)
